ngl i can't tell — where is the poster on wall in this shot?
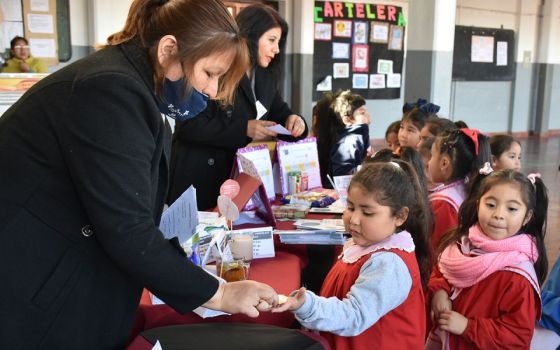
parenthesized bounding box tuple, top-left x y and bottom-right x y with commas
(352, 44, 369, 72)
(332, 42, 350, 59)
(334, 20, 352, 37)
(312, 1, 406, 100)
(370, 21, 389, 43)
(315, 23, 332, 41)
(388, 25, 404, 51)
(471, 35, 494, 63)
(353, 21, 368, 44)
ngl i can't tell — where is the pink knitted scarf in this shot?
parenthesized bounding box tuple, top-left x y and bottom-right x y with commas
(439, 224, 538, 289)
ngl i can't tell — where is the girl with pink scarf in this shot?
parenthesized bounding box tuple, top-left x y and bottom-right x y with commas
(426, 168, 548, 349)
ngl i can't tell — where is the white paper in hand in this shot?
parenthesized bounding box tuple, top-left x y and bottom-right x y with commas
(266, 124, 292, 135)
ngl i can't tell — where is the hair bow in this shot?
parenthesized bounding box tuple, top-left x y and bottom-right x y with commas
(479, 162, 493, 175)
(402, 98, 441, 114)
(459, 128, 481, 155)
(527, 173, 541, 185)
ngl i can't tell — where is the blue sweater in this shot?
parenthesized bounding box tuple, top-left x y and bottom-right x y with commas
(540, 257, 560, 334)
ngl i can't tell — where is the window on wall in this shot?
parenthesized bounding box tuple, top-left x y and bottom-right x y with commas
(0, 0, 71, 65)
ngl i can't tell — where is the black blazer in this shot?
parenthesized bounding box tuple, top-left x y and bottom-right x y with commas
(0, 40, 218, 349)
(168, 66, 308, 210)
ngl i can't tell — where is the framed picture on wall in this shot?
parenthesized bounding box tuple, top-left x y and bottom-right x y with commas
(352, 74, 368, 89)
(387, 73, 401, 88)
(352, 44, 369, 72)
(332, 42, 350, 59)
(353, 21, 368, 44)
(388, 25, 404, 51)
(370, 21, 389, 43)
(314, 23, 332, 41)
(333, 20, 352, 38)
(369, 74, 385, 89)
(333, 62, 350, 78)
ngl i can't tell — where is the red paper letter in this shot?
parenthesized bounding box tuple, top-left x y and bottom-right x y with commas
(377, 4, 386, 20)
(323, 1, 333, 18)
(355, 3, 365, 18)
(333, 2, 344, 17)
(388, 6, 397, 22)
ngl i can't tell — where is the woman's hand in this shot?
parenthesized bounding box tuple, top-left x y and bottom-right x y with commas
(203, 280, 278, 318)
(437, 310, 468, 335)
(272, 287, 306, 312)
(285, 115, 306, 137)
(247, 119, 277, 141)
(431, 289, 452, 321)
(19, 60, 30, 73)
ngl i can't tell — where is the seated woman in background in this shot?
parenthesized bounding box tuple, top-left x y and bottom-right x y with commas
(168, 4, 307, 210)
(2, 36, 47, 73)
(314, 90, 371, 188)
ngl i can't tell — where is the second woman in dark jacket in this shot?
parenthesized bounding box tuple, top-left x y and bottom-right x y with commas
(168, 4, 308, 209)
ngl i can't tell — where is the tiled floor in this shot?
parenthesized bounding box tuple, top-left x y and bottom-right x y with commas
(519, 135, 560, 274)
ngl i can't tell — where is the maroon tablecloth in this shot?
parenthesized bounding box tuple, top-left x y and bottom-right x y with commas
(129, 251, 302, 342)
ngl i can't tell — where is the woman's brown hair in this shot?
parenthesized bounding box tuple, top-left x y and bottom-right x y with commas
(107, 0, 249, 105)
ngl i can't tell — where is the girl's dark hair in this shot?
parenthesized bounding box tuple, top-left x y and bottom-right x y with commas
(315, 90, 366, 188)
(107, 0, 249, 105)
(367, 147, 429, 196)
(489, 134, 521, 158)
(350, 161, 432, 287)
(236, 4, 288, 86)
(401, 107, 430, 132)
(424, 117, 457, 138)
(385, 120, 401, 139)
(435, 129, 491, 192)
(454, 120, 469, 129)
(10, 36, 28, 49)
(438, 169, 548, 284)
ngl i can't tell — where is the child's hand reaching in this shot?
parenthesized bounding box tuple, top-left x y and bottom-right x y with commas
(272, 287, 306, 312)
(437, 310, 468, 335)
(431, 290, 452, 321)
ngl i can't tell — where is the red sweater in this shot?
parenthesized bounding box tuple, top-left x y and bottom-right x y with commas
(319, 248, 425, 350)
(429, 181, 465, 251)
(429, 268, 540, 349)
(431, 200, 459, 251)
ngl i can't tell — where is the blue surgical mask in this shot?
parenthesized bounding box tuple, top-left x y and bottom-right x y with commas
(158, 78, 209, 121)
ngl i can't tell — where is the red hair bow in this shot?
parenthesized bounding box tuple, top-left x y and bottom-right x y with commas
(460, 128, 481, 155)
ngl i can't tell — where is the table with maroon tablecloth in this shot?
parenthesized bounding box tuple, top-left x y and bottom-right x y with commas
(129, 250, 303, 342)
(129, 211, 343, 344)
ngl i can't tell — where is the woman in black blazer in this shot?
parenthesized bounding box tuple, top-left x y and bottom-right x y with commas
(0, 1, 277, 348)
(168, 4, 309, 210)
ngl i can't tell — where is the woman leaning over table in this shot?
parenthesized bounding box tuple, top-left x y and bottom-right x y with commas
(0, 0, 278, 348)
(168, 3, 308, 210)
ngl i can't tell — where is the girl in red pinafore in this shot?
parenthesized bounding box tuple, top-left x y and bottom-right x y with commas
(274, 161, 432, 350)
(426, 168, 548, 349)
(427, 128, 491, 251)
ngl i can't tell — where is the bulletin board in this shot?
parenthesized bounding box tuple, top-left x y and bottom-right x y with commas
(312, 1, 406, 101)
(452, 25, 515, 81)
(22, 0, 58, 67)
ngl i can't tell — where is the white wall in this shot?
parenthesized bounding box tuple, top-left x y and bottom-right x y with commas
(69, 0, 88, 46)
(88, 0, 133, 46)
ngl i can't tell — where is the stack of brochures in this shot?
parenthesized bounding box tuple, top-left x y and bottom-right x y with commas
(293, 219, 345, 232)
(275, 229, 347, 245)
(275, 219, 347, 245)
